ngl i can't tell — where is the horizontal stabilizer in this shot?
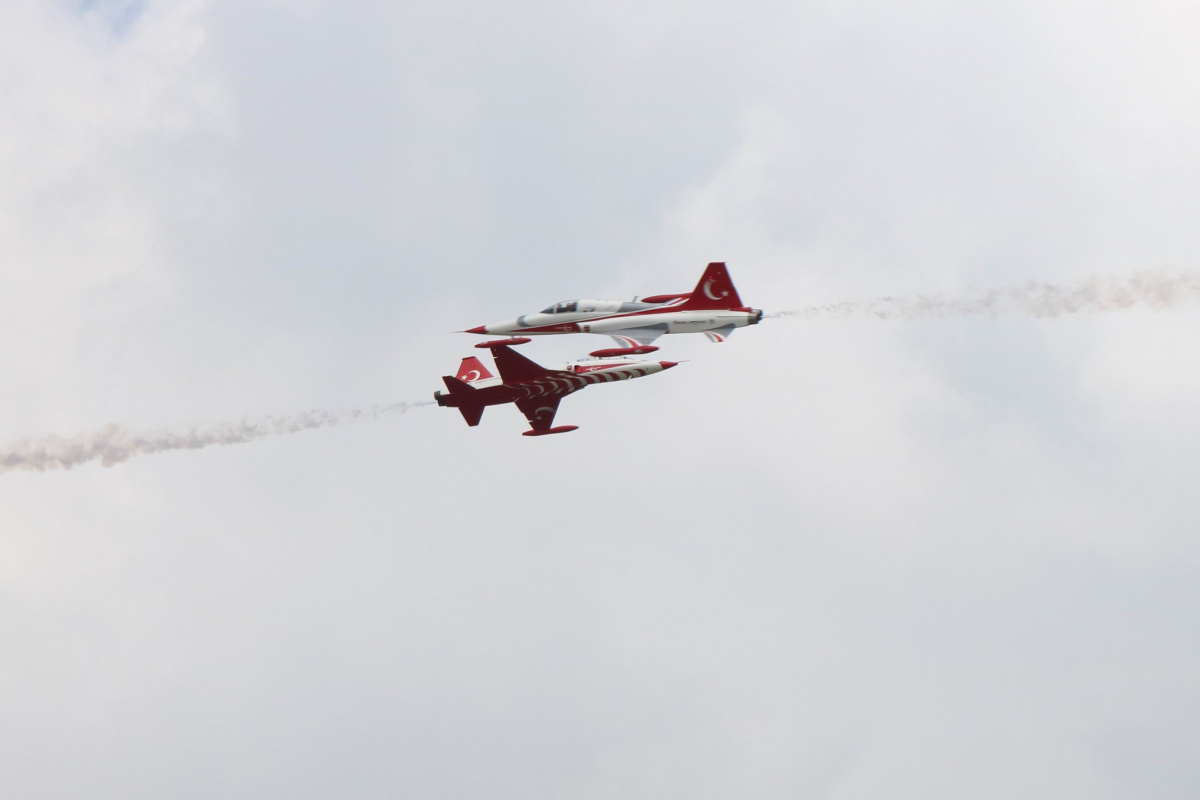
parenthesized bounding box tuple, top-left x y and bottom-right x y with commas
(459, 405, 484, 427)
(703, 325, 736, 343)
(442, 375, 477, 394)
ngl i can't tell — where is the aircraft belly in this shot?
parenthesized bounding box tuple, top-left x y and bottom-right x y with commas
(669, 311, 754, 333)
(584, 312, 746, 335)
(668, 312, 718, 333)
(581, 316, 646, 334)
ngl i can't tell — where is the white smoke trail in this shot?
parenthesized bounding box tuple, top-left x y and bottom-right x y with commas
(770, 269, 1200, 321)
(0, 400, 433, 475)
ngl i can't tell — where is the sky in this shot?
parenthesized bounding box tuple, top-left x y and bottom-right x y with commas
(3, 1, 1200, 797)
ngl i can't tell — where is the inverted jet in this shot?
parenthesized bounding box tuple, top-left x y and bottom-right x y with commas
(434, 340, 678, 436)
(464, 262, 763, 357)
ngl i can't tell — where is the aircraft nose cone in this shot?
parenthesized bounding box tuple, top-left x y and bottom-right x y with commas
(463, 325, 488, 334)
(659, 361, 679, 370)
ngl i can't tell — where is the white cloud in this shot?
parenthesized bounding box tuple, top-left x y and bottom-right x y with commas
(0, 1, 227, 428)
(3, 2, 1200, 798)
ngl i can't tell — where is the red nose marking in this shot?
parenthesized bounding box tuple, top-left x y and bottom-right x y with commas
(659, 361, 679, 370)
(463, 325, 487, 334)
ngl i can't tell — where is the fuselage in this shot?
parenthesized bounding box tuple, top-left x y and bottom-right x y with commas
(470, 298, 763, 337)
(434, 357, 675, 410)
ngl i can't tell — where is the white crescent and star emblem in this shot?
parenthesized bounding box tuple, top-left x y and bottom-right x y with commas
(703, 278, 729, 301)
(463, 370, 481, 381)
(535, 406, 555, 420)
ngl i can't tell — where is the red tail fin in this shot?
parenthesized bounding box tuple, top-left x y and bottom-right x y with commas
(455, 356, 493, 383)
(681, 262, 743, 310)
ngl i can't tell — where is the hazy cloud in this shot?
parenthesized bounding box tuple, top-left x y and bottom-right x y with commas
(772, 269, 1200, 320)
(3, 2, 1200, 799)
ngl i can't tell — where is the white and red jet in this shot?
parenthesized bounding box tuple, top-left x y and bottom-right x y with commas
(434, 340, 678, 436)
(463, 262, 763, 357)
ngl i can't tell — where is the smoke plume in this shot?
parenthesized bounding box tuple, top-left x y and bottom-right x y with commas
(771, 269, 1200, 321)
(0, 401, 432, 475)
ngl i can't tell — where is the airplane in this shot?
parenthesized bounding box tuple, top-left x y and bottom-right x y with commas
(462, 262, 764, 357)
(433, 339, 679, 436)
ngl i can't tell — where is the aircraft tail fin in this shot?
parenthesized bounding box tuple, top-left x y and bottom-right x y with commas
(455, 356, 493, 383)
(681, 262, 743, 310)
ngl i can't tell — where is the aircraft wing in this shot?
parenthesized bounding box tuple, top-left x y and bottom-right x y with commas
(606, 326, 668, 348)
(515, 396, 563, 432)
(491, 344, 551, 383)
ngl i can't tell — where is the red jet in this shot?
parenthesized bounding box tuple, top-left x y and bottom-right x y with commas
(434, 340, 678, 436)
(464, 262, 763, 358)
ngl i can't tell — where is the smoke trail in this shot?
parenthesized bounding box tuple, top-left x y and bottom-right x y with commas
(0, 400, 433, 476)
(770, 269, 1200, 321)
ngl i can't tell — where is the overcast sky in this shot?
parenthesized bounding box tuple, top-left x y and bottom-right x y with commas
(3, 1, 1200, 798)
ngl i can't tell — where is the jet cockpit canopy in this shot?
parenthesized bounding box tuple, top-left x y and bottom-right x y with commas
(541, 301, 579, 314)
